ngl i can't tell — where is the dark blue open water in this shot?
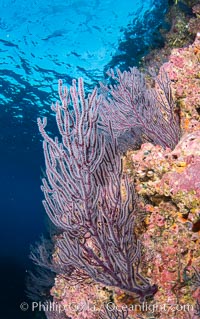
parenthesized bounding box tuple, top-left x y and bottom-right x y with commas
(0, 0, 169, 318)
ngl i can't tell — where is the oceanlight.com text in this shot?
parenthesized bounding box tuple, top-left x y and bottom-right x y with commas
(20, 300, 195, 314)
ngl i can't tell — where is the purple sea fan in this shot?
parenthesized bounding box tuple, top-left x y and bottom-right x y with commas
(99, 67, 180, 150)
(37, 78, 105, 225)
(37, 78, 157, 301)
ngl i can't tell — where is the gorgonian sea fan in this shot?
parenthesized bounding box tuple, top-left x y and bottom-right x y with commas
(99, 67, 180, 150)
(37, 78, 157, 301)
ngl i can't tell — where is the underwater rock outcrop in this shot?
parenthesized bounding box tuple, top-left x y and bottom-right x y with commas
(43, 34, 200, 319)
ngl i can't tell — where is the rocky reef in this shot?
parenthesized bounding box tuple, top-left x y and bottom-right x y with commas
(45, 35, 200, 319)
(121, 34, 200, 319)
(43, 4, 200, 318)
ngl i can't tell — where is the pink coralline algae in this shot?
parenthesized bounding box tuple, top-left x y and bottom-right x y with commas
(162, 34, 200, 134)
(124, 133, 200, 317)
(170, 55, 185, 68)
(50, 275, 110, 319)
(160, 131, 200, 197)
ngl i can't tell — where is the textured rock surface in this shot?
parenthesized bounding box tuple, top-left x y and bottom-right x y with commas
(124, 132, 200, 318)
(162, 34, 200, 135)
(121, 34, 200, 319)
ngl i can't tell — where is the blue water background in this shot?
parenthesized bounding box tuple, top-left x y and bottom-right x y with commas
(0, 0, 169, 318)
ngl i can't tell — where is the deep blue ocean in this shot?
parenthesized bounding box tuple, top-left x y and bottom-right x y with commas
(0, 0, 170, 318)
